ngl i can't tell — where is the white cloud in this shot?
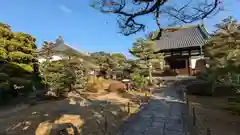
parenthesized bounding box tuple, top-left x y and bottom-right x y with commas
(59, 5, 72, 13)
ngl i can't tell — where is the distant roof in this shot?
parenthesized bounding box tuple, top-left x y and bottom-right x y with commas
(36, 36, 99, 69)
(155, 24, 210, 51)
(37, 36, 90, 57)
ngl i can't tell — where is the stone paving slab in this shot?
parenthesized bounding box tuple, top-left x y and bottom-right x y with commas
(165, 130, 188, 135)
(117, 85, 192, 135)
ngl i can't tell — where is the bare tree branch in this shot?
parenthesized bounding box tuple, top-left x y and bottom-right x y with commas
(92, 0, 221, 39)
(162, 0, 221, 24)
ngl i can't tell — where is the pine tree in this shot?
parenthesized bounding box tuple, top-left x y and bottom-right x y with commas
(39, 38, 87, 96)
(0, 22, 40, 102)
(205, 16, 240, 69)
(90, 51, 114, 78)
(204, 16, 240, 87)
(129, 38, 163, 84)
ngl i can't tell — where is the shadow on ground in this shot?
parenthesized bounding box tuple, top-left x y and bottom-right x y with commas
(0, 94, 129, 135)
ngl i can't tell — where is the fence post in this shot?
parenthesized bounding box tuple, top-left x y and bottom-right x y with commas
(186, 98, 189, 113)
(206, 128, 211, 135)
(145, 93, 148, 103)
(183, 91, 186, 101)
(104, 115, 108, 135)
(192, 107, 196, 126)
(127, 102, 130, 114)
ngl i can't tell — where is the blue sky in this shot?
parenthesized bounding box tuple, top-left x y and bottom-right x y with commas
(0, 0, 239, 57)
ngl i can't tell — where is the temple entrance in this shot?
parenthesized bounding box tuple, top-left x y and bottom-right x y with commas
(165, 56, 190, 75)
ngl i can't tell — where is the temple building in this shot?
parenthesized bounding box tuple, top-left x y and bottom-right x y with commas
(155, 24, 209, 76)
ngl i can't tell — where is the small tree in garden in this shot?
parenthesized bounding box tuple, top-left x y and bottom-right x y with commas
(90, 51, 111, 78)
(111, 53, 127, 70)
(129, 38, 163, 84)
(130, 72, 148, 91)
(90, 51, 123, 79)
(39, 39, 87, 97)
(41, 58, 87, 97)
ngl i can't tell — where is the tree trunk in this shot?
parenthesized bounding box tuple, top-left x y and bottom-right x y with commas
(148, 62, 153, 84)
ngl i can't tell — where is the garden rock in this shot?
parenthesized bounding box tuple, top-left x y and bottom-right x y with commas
(107, 82, 126, 93)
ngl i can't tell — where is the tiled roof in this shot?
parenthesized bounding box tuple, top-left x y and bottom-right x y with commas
(37, 37, 90, 57)
(156, 24, 210, 51)
(36, 37, 99, 69)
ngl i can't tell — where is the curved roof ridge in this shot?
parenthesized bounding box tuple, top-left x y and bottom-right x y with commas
(156, 24, 209, 51)
(163, 24, 200, 32)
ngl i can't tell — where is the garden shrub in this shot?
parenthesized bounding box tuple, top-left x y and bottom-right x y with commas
(40, 57, 88, 97)
(10, 77, 32, 86)
(186, 80, 213, 96)
(130, 73, 148, 90)
(0, 72, 9, 81)
(213, 84, 238, 96)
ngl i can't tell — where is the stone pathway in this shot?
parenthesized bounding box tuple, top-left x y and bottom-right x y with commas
(117, 85, 191, 135)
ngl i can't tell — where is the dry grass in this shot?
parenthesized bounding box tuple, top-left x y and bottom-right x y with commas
(188, 95, 240, 135)
(0, 78, 149, 135)
(86, 76, 120, 93)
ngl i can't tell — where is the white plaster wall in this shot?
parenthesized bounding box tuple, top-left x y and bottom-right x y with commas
(190, 56, 202, 69)
(38, 55, 62, 63)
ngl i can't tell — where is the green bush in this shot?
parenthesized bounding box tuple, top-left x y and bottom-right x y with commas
(130, 73, 148, 90)
(0, 47, 7, 59)
(186, 80, 213, 96)
(17, 63, 34, 72)
(10, 77, 32, 86)
(213, 84, 236, 96)
(0, 72, 9, 81)
(8, 51, 34, 63)
(0, 82, 10, 90)
(40, 58, 87, 97)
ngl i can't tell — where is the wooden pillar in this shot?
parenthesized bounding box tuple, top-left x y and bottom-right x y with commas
(187, 58, 191, 76)
(188, 50, 192, 76)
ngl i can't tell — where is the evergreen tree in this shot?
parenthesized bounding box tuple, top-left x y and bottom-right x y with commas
(129, 38, 163, 83)
(204, 16, 240, 88)
(0, 22, 38, 101)
(205, 16, 240, 69)
(39, 38, 87, 97)
(110, 53, 127, 71)
(90, 51, 114, 78)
